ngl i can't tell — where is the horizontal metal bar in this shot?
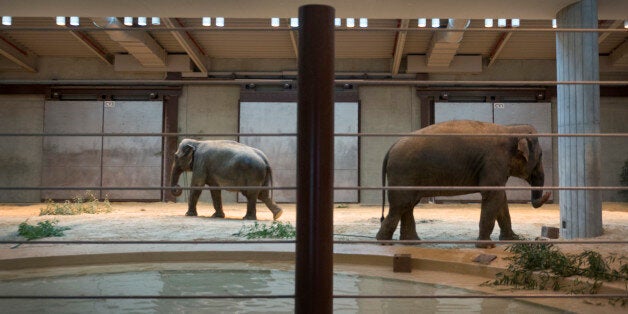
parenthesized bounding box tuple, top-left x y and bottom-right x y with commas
(1, 240, 625, 245)
(2, 26, 627, 33)
(1, 79, 627, 86)
(0, 132, 626, 138)
(0, 293, 625, 300)
(1, 186, 625, 191)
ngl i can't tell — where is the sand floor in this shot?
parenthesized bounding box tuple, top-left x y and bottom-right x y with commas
(0, 201, 626, 254)
(0, 201, 626, 313)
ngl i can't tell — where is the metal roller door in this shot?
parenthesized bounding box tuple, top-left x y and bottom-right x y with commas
(434, 102, 553, 202)
(42, 100, 162, 201)
(240, 101, 359, 203)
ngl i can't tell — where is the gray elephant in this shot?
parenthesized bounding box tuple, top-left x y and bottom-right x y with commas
(377, 120, 550, 248)
(170, 139, 283, 220)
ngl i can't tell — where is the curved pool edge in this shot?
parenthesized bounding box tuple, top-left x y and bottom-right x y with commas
(0, 244, 625, 313)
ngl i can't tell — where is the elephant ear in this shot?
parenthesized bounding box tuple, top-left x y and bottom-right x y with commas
(517, 138, 530, 162)
(181, 144, 196, 168)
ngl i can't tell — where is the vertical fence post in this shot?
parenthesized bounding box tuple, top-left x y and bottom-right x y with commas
(295, 4, 335, 314)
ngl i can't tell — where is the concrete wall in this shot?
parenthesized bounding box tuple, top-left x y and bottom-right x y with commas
(174, 85, 241, 205)
(0, 57, 626, 205)
(0, 95, 44, 202)
(359, 86, 420, 204)
(600, 97, 628, 202)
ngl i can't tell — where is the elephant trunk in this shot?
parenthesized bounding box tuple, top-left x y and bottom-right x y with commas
(529, 164, 550, 208)
(170, 163, 183, 197)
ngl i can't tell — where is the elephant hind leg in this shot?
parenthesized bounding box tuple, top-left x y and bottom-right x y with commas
(210, 189, 225, 218)
(400, 209, 420, 241)
(477, 190, 507, 248)
(242, 190, 259, 220)
(258, 189, 282, 220)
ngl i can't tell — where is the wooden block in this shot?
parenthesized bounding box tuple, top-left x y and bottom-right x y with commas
(541, 226, 560, 239)
(393, 254, 412, 273)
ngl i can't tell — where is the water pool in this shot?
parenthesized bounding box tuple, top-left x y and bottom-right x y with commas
(0, 263, 562, 313)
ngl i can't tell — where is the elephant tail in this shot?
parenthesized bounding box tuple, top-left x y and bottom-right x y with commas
(266, 165, 275, 202)
(381, 150, 390, 223)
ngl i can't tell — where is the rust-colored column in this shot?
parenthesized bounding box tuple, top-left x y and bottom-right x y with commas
(162, 94, 179, 202)
(295, 4, 335, 314)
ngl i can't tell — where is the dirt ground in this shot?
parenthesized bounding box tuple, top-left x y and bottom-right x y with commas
(0, 201, 626, 256)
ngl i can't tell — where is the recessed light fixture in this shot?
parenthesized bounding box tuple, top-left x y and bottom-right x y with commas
(216, 17, 225, 27)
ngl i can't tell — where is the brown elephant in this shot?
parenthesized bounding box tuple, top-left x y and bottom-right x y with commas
(170, 139, 283, 220)
(376, 120, 550, 248)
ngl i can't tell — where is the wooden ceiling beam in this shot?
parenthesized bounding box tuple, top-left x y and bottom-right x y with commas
(0, 35, 37, 72)
(391, 19, 409, 75)
(162, 18, 209, 73)
(487, 31, 513, 68)
(67, 28, 113, 65)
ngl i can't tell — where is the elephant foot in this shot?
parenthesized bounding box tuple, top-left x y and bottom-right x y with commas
(375, 229, 395, 245)
(272, 209, 283, 221)
(211, 212, 225, 218)
(475, 238, 496, 249)
(499, 232, 523, 241)
(243, 215, 257, 220)
(185, 210, 198, 216)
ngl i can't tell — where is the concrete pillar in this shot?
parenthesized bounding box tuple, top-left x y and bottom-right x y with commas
(556, 0, 602, 238)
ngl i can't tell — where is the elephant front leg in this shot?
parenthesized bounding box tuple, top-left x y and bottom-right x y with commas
(477, 191, 506, 248)
(496, 202, 520, 240)
(186, 189, 201, 216)
(210, 189, 225, 218)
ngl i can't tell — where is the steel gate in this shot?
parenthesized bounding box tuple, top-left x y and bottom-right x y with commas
(42, 100, 163, 201)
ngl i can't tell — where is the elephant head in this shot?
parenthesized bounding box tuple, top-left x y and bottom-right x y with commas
(170, 141, 196, 197)
(511, 133, 551, 208)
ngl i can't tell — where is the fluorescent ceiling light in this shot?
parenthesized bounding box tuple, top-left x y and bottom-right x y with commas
(417, 18, 427, 28)
(216, 17, 224, 27)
